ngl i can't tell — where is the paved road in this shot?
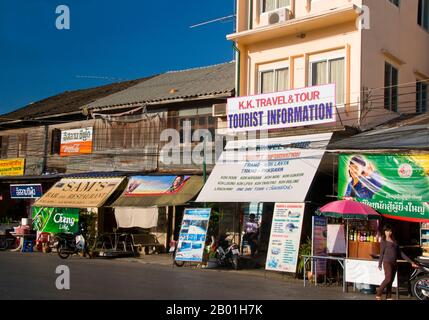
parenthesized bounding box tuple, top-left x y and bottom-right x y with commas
(0, 252, 373, 300)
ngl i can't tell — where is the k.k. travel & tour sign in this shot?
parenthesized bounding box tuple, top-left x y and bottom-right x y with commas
(338, 154, 429, 222)
(227, 84, 336, 132)
(0, 158, 25, 176)
(60, 127, 93, 156)
(10, 184, 42, 199)
(32, 207, 79, 233)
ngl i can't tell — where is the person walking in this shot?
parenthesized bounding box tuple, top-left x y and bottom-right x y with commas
(376, 224, 418, 300)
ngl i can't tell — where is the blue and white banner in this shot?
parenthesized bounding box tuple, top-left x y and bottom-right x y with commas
(175, 208, 211, 262)
(10, 184, 43, 199)
(266, 203, 305, 273)
(227, 84, 336, 132)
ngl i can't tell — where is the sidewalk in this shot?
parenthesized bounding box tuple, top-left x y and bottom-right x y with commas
(124, 253, 414, 300)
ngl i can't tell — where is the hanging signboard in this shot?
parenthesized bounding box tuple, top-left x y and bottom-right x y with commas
(196, 133, 332, 203)
(60, 127, 93, 156)
(227, 84, 336, 133)
(32, 207, 79, 234)
(34, 177, 124, 208)
(10, 184, 42, 199)
(124, 175, 190, 196)
(175, 208, 211, 262)
(312, 216, 327, 276)
(0, 158, 25, 176)
(266, 203, 305, 273)
(338, 154, 429, 222)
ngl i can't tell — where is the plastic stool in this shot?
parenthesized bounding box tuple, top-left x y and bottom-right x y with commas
(22, 238, 34, 252)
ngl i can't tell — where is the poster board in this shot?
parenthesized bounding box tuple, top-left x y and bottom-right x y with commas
(345, 259, 398, 287)
(32, 207, 79, 234)
(327, 224, 347, 254)
(175, 208, 211, 262)
(265, 203, 305, 273)
(312, 216, 327, 276)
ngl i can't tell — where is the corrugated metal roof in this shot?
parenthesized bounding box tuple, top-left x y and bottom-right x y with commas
(0, 77, 154, 122)
(87, 62, 236, 110)
(329, 124, 429, 150)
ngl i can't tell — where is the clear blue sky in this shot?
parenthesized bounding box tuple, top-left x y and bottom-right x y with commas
(0, 0, 235, 114)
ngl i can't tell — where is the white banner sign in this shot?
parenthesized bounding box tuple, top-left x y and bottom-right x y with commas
(196, 133, 332, 203)
(266, 203, 305, 273)
(227, 84, 336, 133)
(345, 259, 398, 287)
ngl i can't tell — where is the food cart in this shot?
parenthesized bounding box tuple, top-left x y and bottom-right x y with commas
(304, 200, 391, 294)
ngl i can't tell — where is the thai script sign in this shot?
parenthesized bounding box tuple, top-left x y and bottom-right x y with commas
(0, 158, 25, 176)
(60, 127, 93, 156)
(10, 184, 42, 199)
(338, 154, 429, 222)
(227, 84, 336, 132)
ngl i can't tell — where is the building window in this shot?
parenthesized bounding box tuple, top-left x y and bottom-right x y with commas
(168, 108, 217, 145)
(262, 0, 291, 13)
(259, 68, 289, 94)
(0, 136, 5, 158)
(310, 57, 345, 105)
(417, 81, 428, 113)
(389, 0, 400, 7)
(418, 0, 429, 31)
(384, 62, 399, 112)
(51, 128, 62, 155)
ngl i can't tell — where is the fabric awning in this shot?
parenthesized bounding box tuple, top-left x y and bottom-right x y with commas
(196, 133, 332, 203)
(34, 177, 125, 208)
(115, 207, 158, 229)
(112, 175, 204, 207)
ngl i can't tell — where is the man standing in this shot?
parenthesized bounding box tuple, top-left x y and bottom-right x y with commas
(243, 214, 259, 257)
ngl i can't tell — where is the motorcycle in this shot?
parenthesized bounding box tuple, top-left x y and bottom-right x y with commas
(410, 257, 429, 300)
(214, 235, 240, 270)
(55, 223, 90, 259)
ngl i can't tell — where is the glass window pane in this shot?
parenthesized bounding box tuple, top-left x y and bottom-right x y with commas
(311, 61, 327, 86)
(329, 58, 345, 105)
(424, 0, 429, 30)
(392, 66, 398, 112)
(260, 71, 274, 94)
(276, 68, 289, 92)
(384, 63, 392, 110)
(278, 0, 291, 8)
(263, 0, 276, 12)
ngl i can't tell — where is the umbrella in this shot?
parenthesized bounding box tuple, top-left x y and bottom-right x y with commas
(316, 200, 381, 220)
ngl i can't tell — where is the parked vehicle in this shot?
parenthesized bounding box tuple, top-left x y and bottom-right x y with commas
(55, 223, 90, 259)
(214, 234, 240, 270)
(411, 257, 429, 300)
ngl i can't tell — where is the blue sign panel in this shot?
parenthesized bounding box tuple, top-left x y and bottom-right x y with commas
(10, 184, 43, 199)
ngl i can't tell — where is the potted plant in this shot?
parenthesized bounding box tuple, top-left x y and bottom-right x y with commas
(296, 237, 312, 280)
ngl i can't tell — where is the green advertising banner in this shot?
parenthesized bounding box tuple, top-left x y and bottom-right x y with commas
(338, 154, 429, 222)
(32, 207, 79, 233)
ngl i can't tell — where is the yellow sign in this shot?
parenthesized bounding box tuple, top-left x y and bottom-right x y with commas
(0, 158, 25, 176)
(35, 177, 125, 208)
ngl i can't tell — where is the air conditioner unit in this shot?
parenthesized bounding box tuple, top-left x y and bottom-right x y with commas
(212, 103, 227, 117)
(266, 8, 292, 25)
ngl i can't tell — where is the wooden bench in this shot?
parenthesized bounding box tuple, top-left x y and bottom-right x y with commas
(131, 233, 164, 255)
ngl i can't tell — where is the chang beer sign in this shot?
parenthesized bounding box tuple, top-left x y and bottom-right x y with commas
(32, 207, 79, 233)
(338, 154, 429, 222)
